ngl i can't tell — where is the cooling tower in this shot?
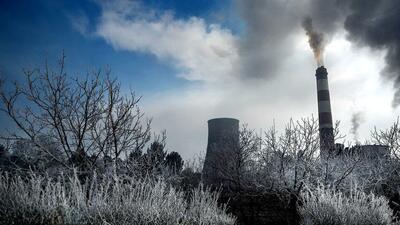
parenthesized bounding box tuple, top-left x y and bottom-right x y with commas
(315, 66, 335, 158)
(203, 118, 239, 186)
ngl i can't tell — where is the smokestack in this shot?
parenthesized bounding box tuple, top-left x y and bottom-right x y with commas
(203, 118, 239, 186)
(315, 66, 334, 158)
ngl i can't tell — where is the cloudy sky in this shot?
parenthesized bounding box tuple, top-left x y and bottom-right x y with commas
(1, 0, 399, 159)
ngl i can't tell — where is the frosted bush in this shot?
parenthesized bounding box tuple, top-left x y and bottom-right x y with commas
(299, 185, 394, 225)
(186, 185, 235, 225)
(0, 172, 235, 225)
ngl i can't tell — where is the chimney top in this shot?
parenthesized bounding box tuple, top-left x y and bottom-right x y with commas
(316, 66, 327, 74)
(316, 66, 328, 79)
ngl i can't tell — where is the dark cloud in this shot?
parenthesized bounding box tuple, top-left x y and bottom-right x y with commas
(236, 0, 352, 80)
(342, 0, 400, 107)
(305, 0, 400, 107)
(236, 0, 304, 79)
(238, 0, 400, 106)
(308, 0, 347, 33)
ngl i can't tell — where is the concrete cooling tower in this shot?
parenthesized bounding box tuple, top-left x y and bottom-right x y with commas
(202, 118, 239, 186)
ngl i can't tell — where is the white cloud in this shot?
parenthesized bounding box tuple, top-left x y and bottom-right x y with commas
(96, 2, 238, 82)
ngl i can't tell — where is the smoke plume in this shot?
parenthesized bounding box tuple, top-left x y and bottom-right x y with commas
(305, 0, 400, 107)
(350, 111, 365, 142)
(341, 0, 400, 108)
(302, 17, 325, 66)
(236, 0, 304, 79)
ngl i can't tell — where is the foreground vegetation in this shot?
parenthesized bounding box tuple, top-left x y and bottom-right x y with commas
(300, 185, 394, 225)
(0, 172, 235, 225)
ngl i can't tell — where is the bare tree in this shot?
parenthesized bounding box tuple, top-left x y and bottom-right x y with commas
(0, 53, 151, 174)
(256, 116, 350, 193)
(371, 117, 400, 159)
(370, 118, 400, 195)
(258, 116, 320, 195)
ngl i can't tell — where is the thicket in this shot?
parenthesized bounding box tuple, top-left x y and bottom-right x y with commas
(0, 172, 235, 225)
(299, 185, 393, 225)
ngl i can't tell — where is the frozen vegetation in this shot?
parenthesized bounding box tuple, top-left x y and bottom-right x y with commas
(300, 185, 394, 225)
(0, 172, 235, 225)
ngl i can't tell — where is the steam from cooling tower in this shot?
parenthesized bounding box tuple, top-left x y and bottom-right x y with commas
(302, 17, 325, 66)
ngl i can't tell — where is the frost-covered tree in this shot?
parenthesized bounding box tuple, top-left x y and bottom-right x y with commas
(369, 118, 400, 195)
(0, 53, 151, 174)
(372, 117, 400, 159)
(10, 135, 65, 173)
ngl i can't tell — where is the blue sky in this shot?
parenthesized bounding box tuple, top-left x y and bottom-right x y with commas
(0, 0, 231, 93)
(0, 0, 238, 95)
(1, 0, 398, 159)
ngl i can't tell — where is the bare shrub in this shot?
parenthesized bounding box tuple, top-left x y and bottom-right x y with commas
(187, 185, 235, 225)
(299, 185, 393, 225)
(372, 117, 400, 159)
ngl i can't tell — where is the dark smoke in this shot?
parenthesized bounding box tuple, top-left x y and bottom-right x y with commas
(342, 0, 400, 107)
(307, 0, 400, 107)
(237, 0, 304, 79)
(237, 0, 400, 107)
(350, 111, 364, 142)
(302, 17, 325, 66)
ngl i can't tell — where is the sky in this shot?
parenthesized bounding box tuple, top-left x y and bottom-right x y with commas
(1, 0, 400, 159)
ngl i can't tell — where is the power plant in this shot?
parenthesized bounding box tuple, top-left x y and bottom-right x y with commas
(314, 66, 389, 160)
(202, 66, 389, 182)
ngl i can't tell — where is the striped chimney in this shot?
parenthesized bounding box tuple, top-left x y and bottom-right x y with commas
(315, 66, 334, 157)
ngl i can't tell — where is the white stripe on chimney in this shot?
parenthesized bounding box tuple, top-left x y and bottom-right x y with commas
(318, 100, 331, 113)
